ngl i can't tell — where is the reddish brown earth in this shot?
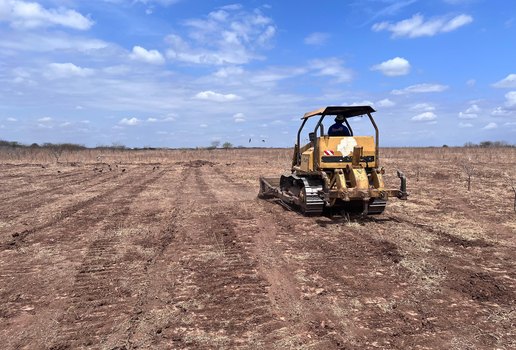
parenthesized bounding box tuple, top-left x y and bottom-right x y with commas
(0, 148, 515, 349)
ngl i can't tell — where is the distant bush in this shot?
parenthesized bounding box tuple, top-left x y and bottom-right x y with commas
(464, 141, 514, 148)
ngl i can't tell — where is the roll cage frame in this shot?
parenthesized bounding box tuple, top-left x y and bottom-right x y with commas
(295, 106, 380, 169)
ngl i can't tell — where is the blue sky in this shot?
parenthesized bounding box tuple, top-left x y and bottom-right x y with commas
(1, 0, 515, 148)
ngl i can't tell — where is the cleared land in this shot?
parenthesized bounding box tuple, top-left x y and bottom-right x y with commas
(0, 147, 515, 349)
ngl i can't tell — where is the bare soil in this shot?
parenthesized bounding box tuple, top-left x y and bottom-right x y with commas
(0, 148, 515, 349)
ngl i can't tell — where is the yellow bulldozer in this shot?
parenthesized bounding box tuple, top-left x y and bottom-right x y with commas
(259, 106, 408, 215)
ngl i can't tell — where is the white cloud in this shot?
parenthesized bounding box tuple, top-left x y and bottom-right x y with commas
(349, 100, 375, 107)
(0, 32, 109, 53)
(233, 112, 246, 122)
(147, 117, 158, 122)
(411, 103, 435, 111)
(459, 122, 473, 128)
(371, 57, 411, 76)
(199, 123, 208, 128)
(492, 74, 516, 88)
(136, 0, 180, 6)
(377, 98, 395, 107)
(37, 116, 52, 122)
(213, 66, 244, 78)
(483, 122, 497, 130)
(392, 83, 448, 95)
(165, 7, 275, 65)
(372, 13, 473, 38)
(458, 104, 480, 119)
(309, 58, 353, 83)
(491, 107, 512, 117)
(466, 79, 476, 87)
(46, 63, 94, 79)
(411, 112, 437, 122)
(7, 117, 17, 121)
(250, 67, 306, 84)
(119, 117, 141, 126)
(130, 45, 165, 65)
(505, 91, 516, 107)
(194, 90, 241, 102)
(0, 0, 93, 30)
(304, 32, 330, 46)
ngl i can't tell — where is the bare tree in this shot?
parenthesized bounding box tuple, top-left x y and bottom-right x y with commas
(43, 144, 63, 163)
(463, 163, 474, 191)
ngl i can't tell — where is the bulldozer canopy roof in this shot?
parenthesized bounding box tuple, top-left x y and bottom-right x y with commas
(302, 106, 376, 120)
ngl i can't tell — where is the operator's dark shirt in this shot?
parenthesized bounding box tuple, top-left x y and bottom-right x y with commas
(328, 122, 351, 136)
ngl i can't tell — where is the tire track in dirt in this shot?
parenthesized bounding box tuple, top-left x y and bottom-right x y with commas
(41, 169, 168, 349)
(0, 170, 145, 249)
(207, 167, 371, 348)
(377, 215, 515, 305)
(0, 169, 166, 344)
(0, 167, 90, 200)
(251, 197, 468, 349)
(0, 169, 123, 219)
(125, 162, 281, 349)
(121, 167, 188, 349)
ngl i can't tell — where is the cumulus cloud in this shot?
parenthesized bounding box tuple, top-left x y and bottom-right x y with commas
(492, 74, 516, 88)
(45, 63, 94, 79)
(459, 122, 473, 128)
(194, 90, 241, 102)
(304, 32, 330, 46)
(392, 83, 448, 95)
(458, 104, 480, 119)
(371, 57, 411, 76)
(119, 117, 140, 126)
(233, 113, 246, 122)
(377, 98, 395, 107)
(130, 45, 165, 64)
(0, 0, 94, 30)
(411, 112, 437, 122)
(165, 6, 276, 65)
(372, 13, 473, 38)
(483, 122, 497, 130)
(309, 58, 353, 83)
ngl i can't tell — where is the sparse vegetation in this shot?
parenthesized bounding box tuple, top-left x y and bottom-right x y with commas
(464, 141, 515, 148)
(1, 146, 515, 349)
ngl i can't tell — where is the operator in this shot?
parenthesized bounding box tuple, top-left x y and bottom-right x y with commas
(328, 115, 351, 136)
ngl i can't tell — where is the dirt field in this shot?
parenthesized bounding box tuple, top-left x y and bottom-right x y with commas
(1, 147, 515, 349)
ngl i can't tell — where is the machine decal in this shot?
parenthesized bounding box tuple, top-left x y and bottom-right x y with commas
(322, 156, 351, 162)
(323, 150, 335, 156)
(337, 137, 357, 156)
(321, 156, 375, 163)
